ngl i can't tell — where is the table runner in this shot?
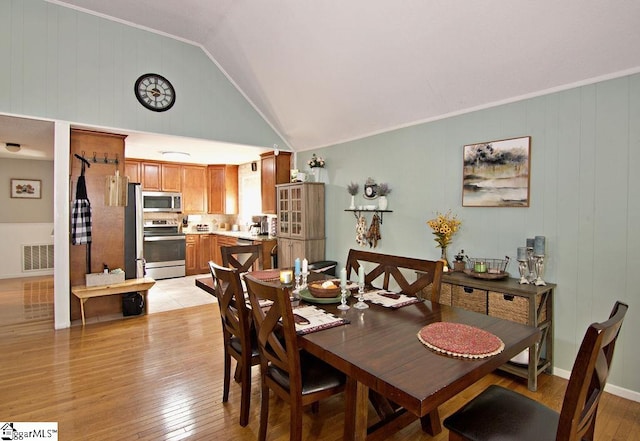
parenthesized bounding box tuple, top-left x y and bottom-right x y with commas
(417, 322, 504, 359)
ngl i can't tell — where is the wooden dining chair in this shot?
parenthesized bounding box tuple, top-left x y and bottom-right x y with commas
(209, 261, 260, 427)
(244, 274, 346, 441)
(221, 244, 263, 273)
(345, 248, 444, 302)
(444, 301, 628, 441)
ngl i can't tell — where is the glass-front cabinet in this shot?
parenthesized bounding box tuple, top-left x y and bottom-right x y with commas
(276, 183, 325, 267)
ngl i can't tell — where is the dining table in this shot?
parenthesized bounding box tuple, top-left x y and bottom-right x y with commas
(296, 287, 541, 441)
(196, 270, 541, 441)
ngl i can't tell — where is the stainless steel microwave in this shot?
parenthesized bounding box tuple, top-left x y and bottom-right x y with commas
(142, 191, 182, 212)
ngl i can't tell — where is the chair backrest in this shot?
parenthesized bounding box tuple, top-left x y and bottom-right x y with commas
(209, 261, 253, 352)
(244, 274, 303, 396)
(221, 244, 263, 273)
(557, 301, 628, 441)
(345, 248, 444, 301)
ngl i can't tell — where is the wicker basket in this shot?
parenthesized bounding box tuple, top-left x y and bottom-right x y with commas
(488, 292, 547, 325)
(452, 285, 487, 314)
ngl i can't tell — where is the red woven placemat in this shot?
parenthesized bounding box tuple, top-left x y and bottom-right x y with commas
(417, 322, 504, 359)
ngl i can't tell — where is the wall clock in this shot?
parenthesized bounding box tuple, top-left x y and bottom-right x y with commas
(134, 73, 176, 112)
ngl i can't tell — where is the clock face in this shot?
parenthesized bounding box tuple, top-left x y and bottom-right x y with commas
(134, 73, 176, 112)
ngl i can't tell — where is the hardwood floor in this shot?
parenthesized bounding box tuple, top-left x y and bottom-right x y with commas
(1, 283, 638, 440)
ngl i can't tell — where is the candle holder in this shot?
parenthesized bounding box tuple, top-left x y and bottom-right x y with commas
(337, 288, 350, 310)
(534, 255, 547, 286)
(294, 273, 301, 291)
(301, 271, 309, 289)
(517, 259, 530, 284)
(526, 247, 537, 283)
(353, 281, 368, 309)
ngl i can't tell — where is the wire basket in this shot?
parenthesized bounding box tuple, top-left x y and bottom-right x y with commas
(465, 257, 510, 278)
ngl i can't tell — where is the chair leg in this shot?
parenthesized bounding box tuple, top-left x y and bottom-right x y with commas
(223, 349, 231, 402)
(239, 361, 251, 427)
(234, 363, 242, 383)
(259, 382, 269, 441)
(290, 398, 303, 441)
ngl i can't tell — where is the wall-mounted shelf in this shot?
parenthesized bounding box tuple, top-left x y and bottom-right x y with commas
(345, 209, 392, 224)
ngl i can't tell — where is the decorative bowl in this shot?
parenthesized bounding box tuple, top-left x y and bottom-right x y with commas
(364, 205, 376, 210)
(308, 281, 341, 298)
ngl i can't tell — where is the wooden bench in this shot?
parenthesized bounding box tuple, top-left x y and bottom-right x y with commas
(71, 277, 156, 326)
(345, 249, 443, 302)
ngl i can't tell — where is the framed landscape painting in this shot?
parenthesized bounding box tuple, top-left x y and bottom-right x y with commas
(462, 136, 530, 207)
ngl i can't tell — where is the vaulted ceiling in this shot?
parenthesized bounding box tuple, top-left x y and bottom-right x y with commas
(50, 1, 640, 151)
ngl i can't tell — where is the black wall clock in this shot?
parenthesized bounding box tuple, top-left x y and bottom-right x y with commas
(134, 73, 176, 112)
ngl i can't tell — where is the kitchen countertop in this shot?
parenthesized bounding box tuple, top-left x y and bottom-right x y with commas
(185, 229, 277, 242)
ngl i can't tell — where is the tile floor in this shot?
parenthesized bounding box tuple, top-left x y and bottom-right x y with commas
(147, 274, 216, 314)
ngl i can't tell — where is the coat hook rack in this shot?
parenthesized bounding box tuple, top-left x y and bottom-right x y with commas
(91, 151, 120, 165)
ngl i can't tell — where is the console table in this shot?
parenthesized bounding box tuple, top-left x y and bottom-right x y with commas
(420, 271, 554, 391)
(71, 277, 156, 326)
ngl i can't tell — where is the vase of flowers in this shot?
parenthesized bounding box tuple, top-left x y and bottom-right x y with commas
(426, 210, 461, 271)
(307, 154, 325, 182)
(377, 183, 391, 210)
(347, 182, 359, 209)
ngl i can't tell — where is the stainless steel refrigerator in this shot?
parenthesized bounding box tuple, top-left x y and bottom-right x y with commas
(124, 183, 145, 279)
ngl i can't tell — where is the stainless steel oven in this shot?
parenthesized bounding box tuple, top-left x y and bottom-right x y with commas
(143, 220, 186, 279)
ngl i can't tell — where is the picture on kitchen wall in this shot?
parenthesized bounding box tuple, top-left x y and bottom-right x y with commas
(462, 136, 530, 207)
(10, 179, 42, 199)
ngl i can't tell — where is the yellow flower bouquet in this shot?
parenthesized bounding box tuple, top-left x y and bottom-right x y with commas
(427, 210, 461, 249)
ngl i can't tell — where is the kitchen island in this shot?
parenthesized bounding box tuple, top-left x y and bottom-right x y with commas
(185, 230, 277, 275)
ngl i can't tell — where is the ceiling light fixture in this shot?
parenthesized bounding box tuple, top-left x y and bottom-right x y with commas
(161, 151, 191, 161)
(5, 142, 21, 153)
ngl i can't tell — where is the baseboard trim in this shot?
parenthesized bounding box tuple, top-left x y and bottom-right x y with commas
(554, 367, 640, 403)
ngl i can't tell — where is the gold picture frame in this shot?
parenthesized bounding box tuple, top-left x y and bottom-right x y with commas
(10, 178, 42, 199)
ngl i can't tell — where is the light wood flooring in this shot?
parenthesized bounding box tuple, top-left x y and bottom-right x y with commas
(1, 277, 638, 440)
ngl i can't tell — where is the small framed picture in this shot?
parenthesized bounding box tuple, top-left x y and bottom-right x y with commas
(10, 179, 42, 199)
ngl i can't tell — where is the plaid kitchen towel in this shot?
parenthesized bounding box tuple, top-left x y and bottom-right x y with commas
(71, 175, 92, 245)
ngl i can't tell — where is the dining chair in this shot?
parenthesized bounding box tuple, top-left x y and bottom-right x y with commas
(345, 248, 444, 302)
(443, 301, 628, 441)
(244, 274, 346, 441)
(221, 244, 263, 273)
(209, 261, 260, 427)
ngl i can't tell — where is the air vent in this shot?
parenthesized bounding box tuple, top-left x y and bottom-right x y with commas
(22, 244, 54, 272)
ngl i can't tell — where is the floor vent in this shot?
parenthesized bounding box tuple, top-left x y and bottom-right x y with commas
(23, 244, 54, 272)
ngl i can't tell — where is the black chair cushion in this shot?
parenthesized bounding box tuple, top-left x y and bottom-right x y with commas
(229, 336, 260, 358)
(443, 385, 559, 441)
(267, 351, 345, 395)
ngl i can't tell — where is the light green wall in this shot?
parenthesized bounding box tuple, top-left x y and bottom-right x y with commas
(302, 73, 639, 395)
(0, 0, 285, 149)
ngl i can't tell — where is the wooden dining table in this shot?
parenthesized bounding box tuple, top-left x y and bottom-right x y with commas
(196, 271, 541, 440)
(299, 296, 541, 441)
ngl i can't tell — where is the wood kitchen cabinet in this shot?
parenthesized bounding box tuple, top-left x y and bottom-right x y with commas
(124, 160, 141, 183)
(261, 150, 291, 214)
(422, 271, 555, 391)
(186, 234, 217, 275)
(182, 165, 207, 214)
(212, 234, 237, 266)
(208, 165, 238, 214)
(276, 182, 325, 267)
(141, 161, 181, 192)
